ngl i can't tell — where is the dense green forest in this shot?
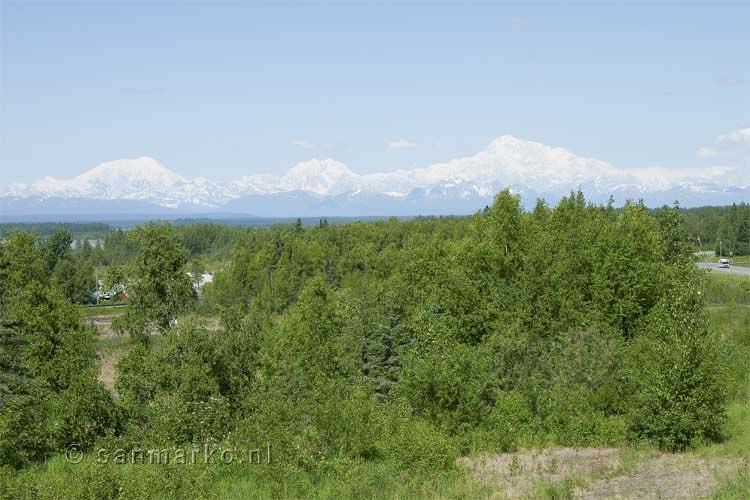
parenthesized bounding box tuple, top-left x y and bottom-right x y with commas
(681, 203, 750, 256)
(1, 202, 747, 267)
(1, 192, 749, 498)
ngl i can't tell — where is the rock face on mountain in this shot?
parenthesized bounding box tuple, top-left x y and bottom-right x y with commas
(3, 136, 749, 216)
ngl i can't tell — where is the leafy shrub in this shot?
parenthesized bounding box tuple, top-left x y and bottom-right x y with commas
(0, 390, 53, 468)
(624, 279, 727, 450)
(48, 376, 119, 450)
(395, 343, 496, 435)
(372, 399, 459, 472)
(533, 384, 627, 447)
(466, 390, 537, 452)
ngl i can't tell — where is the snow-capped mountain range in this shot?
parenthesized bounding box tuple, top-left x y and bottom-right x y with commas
(3, 136, 749, 217)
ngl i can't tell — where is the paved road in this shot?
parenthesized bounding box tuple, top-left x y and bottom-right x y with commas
(696, 262, 750, 276)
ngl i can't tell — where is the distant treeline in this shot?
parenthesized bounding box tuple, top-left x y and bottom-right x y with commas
(171, 215, 411, 227)
(2, 202, 748, 256)
(100, 218, 426, 265)
(0, 222, 112, 239)
(159, 204, 750, 258)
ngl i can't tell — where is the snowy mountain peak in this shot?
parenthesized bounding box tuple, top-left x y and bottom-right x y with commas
(487, 134, 596, 166)
(281, 158, 359, 196)
(6, 157, 191, 204)
(76, 157, 184, 186)
(3, 136, 749, 215)
(488, 134, 536, 149)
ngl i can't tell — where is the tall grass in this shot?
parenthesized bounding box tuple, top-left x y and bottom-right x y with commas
(703, 273, 750, 306)
(701, 273, 750, 498)
(0, 456, 490, 500)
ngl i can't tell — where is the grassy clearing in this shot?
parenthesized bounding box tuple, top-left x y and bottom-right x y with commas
(703, 273, 750, 306)
(95, 329, 133, 392)
(94, 328, 165, 393)
(713, 464, 750, 499)
(701, 273, 750, 498)
(79, 304, 128, 317)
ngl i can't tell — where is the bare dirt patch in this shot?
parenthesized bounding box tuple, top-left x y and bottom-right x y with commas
(86, 314, 118, 335)
(88, 314, 129, 391)
(579, 453, 738, 499)
(459, 448, 740, 499)
(459, 448, 621, 498)
(205, 317, 220, 332)
(97, 349, 123, 391)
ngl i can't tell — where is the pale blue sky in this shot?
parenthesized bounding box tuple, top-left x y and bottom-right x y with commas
(1, 1, 748, 183)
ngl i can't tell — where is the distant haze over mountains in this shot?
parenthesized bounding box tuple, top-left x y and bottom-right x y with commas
(3, 136, 749, 218)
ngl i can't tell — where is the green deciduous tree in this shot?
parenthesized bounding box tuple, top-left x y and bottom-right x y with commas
(115, 222, 195, 343)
